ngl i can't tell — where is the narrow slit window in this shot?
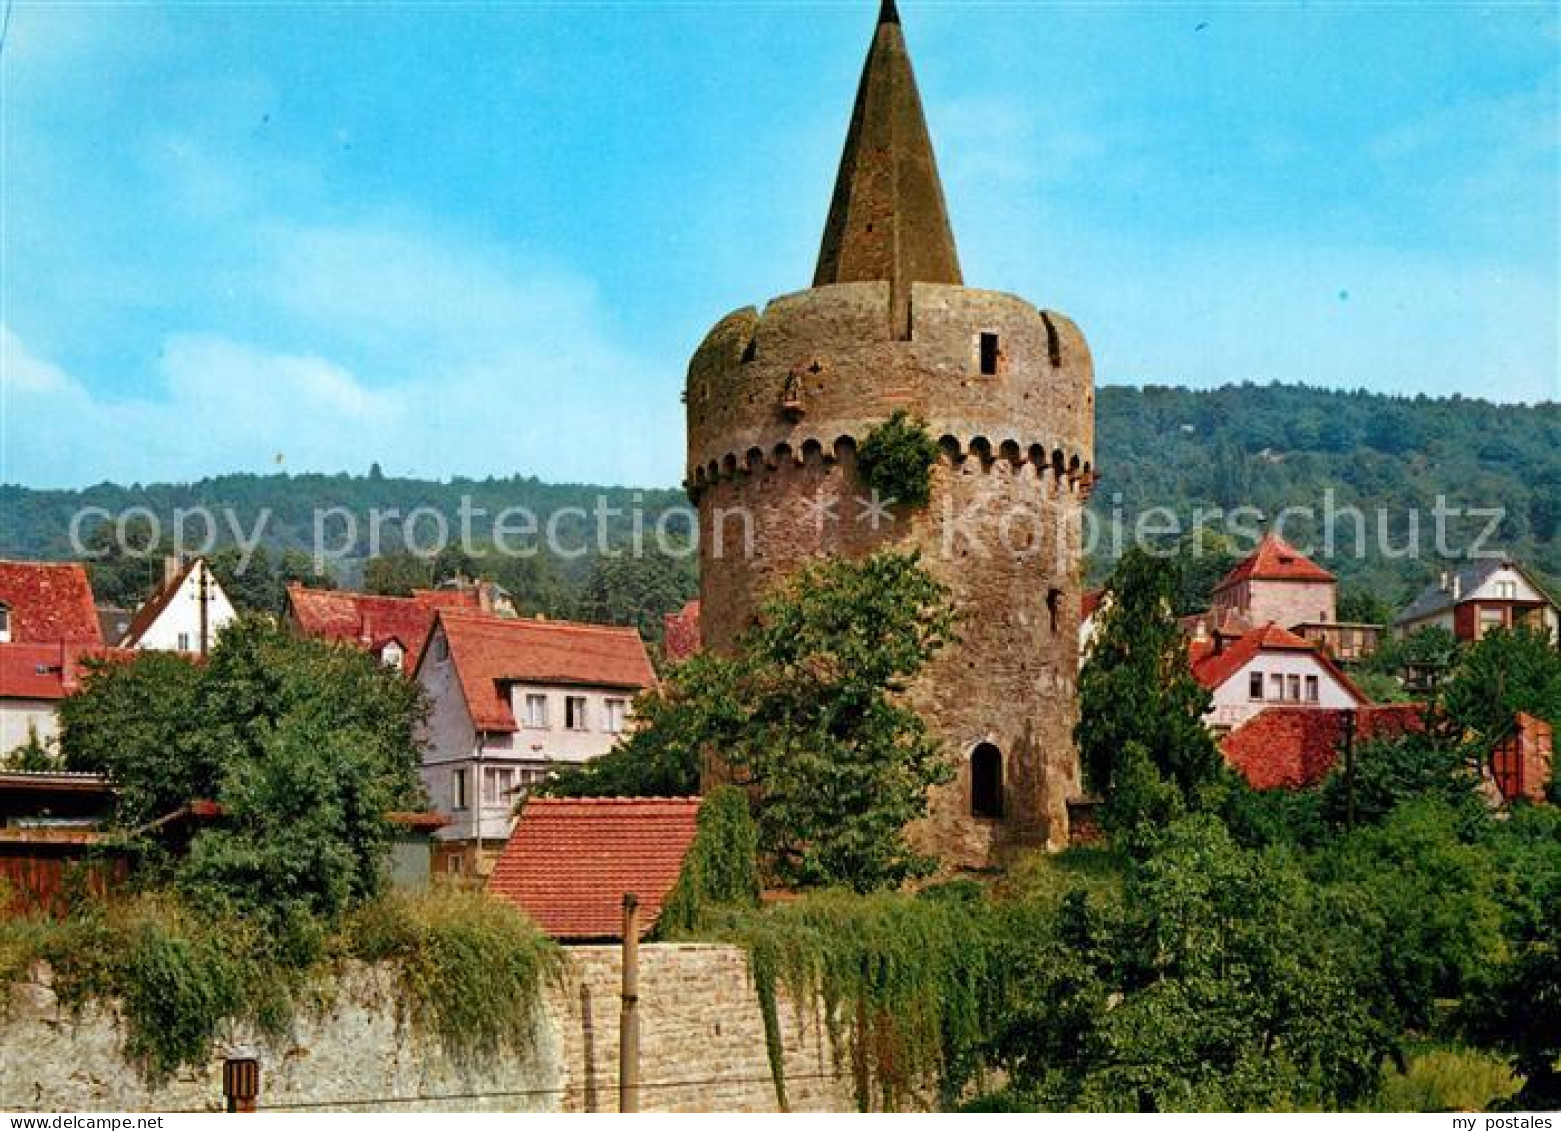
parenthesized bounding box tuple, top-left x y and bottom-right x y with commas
(979, 332, 1000, 376)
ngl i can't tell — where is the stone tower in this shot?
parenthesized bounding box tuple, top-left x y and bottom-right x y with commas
(685, 0, 1096, 866)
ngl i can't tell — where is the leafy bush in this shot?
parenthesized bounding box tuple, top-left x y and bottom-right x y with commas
(346, 890, 563, 1070)
(856, 411, 939, 508)
(657, 785, 761, 936)
(1364, 1047, 1520, 1113)
(0, 891, 561, 1082)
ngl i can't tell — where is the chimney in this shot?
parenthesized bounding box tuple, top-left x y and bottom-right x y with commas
(477, 581, 494, 614)
(1439, 571, 1450, 593)
(60, 643, 79, 694)
(1452, 574, 1462, 600)
(1192, 618, 1210, 644)
(164, 555, 183, 587)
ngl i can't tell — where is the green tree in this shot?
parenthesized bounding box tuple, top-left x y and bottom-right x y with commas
(79, 518, 163, 609)
(5, 724, 61, 771)
(1441, 625, 1561, 745)
(550, 552, 956, 892)
(1077, 549, 1223, 835)
(573, 546, 696, 643)
(363, 551, 433, 596)
(60, 618, 425, 924)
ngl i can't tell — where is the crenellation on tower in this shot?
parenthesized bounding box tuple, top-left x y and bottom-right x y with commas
(686, 3, 1096, 866)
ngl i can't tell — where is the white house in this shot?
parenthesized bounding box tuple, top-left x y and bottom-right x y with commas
(1191, 622, 1367, 734)
(0, 643, 128, 759)
(414, 609, 657, 877)
(119, 558, 237, 654)
(1395, 559, 1559, 642)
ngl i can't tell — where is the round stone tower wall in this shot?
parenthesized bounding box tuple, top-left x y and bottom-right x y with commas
(686, 280, 1095, 866)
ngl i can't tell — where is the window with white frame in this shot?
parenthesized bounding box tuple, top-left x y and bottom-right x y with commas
(523, 693, 549, 729)
(604, 697, 629, 733)
(1270, 674, 1285, 700)
(1305, 675, 1319, 702)
(483, 765, 516, 807)
(1287, 674, 1301, 701)
(177, 632, 191, 651)
(1248, 672, 1264, 700)
(451, 768, 468, 810)
(565, 695, 588, 731)
(1496, 580, 1519, 600)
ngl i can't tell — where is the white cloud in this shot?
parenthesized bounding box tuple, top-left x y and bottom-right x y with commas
(1, 326, 78, 394)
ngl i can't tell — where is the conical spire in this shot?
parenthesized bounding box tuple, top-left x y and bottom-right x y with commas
(813, 0, 962, 333)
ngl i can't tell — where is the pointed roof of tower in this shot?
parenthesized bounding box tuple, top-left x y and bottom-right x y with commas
(814, 0, 962, 331)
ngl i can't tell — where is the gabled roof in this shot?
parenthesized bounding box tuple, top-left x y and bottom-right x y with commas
(1215, 534, 1335, 591)
(1395, 558, 1559, 626)
(1221, 704, 1426, 790)
(286, 584, 481, 670)
(428, 610, 657, 733)
(0, 561, 103, 644)
(813, 0, 961, 332)
(118, 557, 200, 647)
(1190, 622, 1367, 704)
(1081, 589, 1107, 621)
(0, 642, 134, 701)
(487, 797, 702, 940)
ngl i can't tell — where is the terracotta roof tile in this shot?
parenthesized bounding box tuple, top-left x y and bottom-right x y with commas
(1222, 704, 1426, 789)
(433, 610, 656, 733)
(0, 643, 134, 701)
(286, 584, 480, 671)
(1215, 534, 1335, 590)
(487, 797, 702, 940)
(0, 562, 103, 644)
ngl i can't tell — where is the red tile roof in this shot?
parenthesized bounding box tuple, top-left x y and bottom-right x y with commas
(286, 584, 481, 671)
(1190, 622, 1368, 705)
(431, 610, 656, 733)
(487, 797, 702, 940)
(0, 562, 103, 644)
(662, 599, 702, 663)
(1222, 704, 1426, 789)
(1216, 534, 1335, 590)
(0, 643, 134, 701)
(1081, 589, 1106, 620)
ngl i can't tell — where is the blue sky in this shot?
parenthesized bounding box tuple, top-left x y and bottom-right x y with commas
(1, 1, 1556, 489)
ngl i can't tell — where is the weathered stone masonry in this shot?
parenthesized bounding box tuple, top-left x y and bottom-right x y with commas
(0, 944, 854, 1113)
(686, 1, 1096, 865)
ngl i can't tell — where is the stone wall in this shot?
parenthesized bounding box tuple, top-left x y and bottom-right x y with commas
(0, 943, 853, 1113)
(686, 280, 1094, 865)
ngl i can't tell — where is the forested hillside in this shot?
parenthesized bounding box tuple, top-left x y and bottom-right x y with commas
(2, 383, 1556, 623)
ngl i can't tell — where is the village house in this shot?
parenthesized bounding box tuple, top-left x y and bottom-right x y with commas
(1191, 622, 1368, 734)
(487, 796, 701, 940)
(0, 561, 103, 646)
(1200, 534, 1382, 661)
(284, 579, 507, 672)
(0, 643, 131, 760)
(117, 557, 237, 654)
(1395, 559, 1560, 642)
(414, 609, 657, 876)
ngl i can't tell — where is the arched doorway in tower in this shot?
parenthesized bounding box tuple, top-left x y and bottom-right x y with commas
(970, 743, 1004, 819)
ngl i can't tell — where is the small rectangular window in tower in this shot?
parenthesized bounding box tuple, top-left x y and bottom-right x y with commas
(979, 332, 1000, 376)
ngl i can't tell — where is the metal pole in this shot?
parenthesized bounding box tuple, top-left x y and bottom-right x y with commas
(198, 561, 211, 658)
(222, 1057, 260, 1113)
(620, 893, 641, 1113)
